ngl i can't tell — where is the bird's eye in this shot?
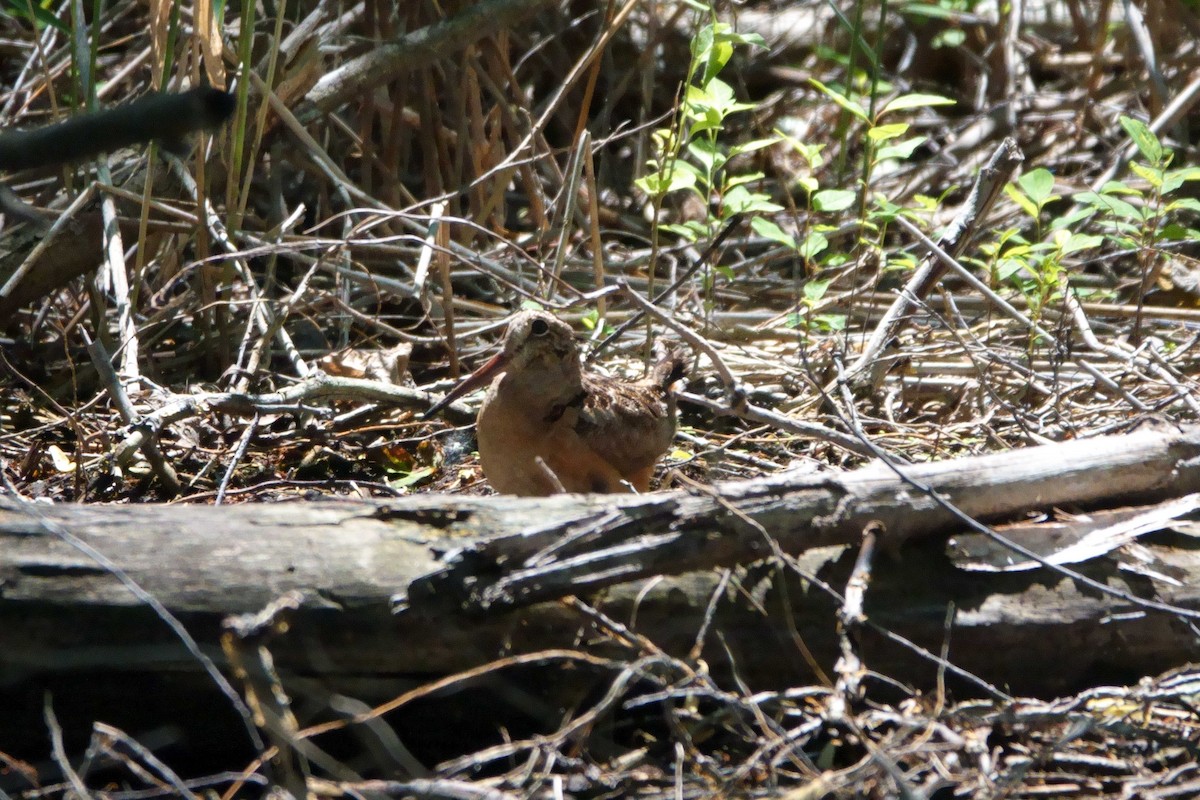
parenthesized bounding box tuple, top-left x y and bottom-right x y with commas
(531, 318, 549, 336)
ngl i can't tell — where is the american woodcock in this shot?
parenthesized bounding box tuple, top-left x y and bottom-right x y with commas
(425, 310, 686, 496)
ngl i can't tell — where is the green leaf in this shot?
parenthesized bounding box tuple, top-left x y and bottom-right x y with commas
(813, 188, 856, 212)
(648, 127, 682, 154)
(692, 78, 738, 114)
(725, 171, 767, 189)
(1128, 161, 1163, 190)
(996, 258, 1028, 282)
(701, 39, 734, 87)
(1105, 233, 1139, 250)
(809, 78, 869, 122)
(1018, 168, 1056, 204)
(692, 22, 766, 87)
(1162, 166, 1200, 194)
(1075, 190, 1142, 221)
(880, 93, 956, 115)
(811, 313, 847, 332)
(866, 122, 909, 142)
(885, 251, 920, 271)
(1158, 222, 1193, 241)
(714, 27, 766, 48)
(933, 28, 966, 48)
(1002, 241, 1034, 258)
(388, 466, 435, 489)
(1163, 174, 1189, 195)
(690, 23, 717, 79)
(2, 0, 68, 29)
(875, 136, 926, 161)
(751, 216, 796, 248)
(796, 175, 819, 194)
(911, 194, 939, 212)
(1098, 180, 1139, 196)
(1004, 183, 1039, 220)
(782, 135, 825, 168)
(804, 278, 832, 302)
(1049, 206, 1096, 230)
(635, 164, 698, 196)
(684, 105, 724, 136)
(659, 222, 705, 241)
(1167, 197, 1200, 215)
(724, 185, 783, 214)
(686, 137, 726, 173)
(1119, 115, 1164, 165)
(869, 194, 904, 222)
(728, 136, 781, 157)
(799, 230, 829, 259)
(1058, 232, 1104, 254)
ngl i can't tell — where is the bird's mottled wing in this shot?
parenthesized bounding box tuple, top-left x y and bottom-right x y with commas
(577, 374, 676, 476)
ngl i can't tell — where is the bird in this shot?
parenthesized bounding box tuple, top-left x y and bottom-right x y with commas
(425, 310, 686, 496)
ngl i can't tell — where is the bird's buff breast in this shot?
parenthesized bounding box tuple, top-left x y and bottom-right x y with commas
(476, 381, 629, 496)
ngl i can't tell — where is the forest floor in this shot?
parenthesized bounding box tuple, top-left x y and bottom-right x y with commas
(3, 0, 1200, 797)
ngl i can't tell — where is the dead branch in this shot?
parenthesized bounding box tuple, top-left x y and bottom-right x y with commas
(302, 0, 558, 119)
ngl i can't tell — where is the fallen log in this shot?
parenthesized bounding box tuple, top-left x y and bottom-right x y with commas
(3, 423, 1200, 767)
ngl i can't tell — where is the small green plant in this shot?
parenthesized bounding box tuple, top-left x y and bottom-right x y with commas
(637, 8, 956, 308)
(637, 17, 777, 247)
(753, 134, 843, 267)
(785, 278, 847, 335)
(1075, 117, 1200, 318)
(996, 169, 1101, 329)
(983, 119, 1200, 349)
(759, 78, 953, 288)
(634, 14, 779, 317)
(578, 307, 616, 338)
(974, 168, 1102, 355)
(809, 80, 953, 231)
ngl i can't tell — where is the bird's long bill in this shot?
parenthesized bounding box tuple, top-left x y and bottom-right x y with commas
(423, 351, 511, 418)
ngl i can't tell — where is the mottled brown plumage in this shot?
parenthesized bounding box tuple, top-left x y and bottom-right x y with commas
(426, 311, 685, 496)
